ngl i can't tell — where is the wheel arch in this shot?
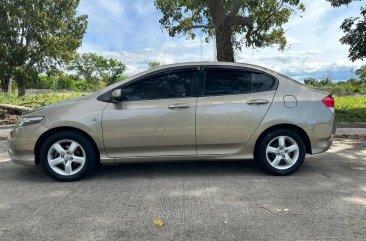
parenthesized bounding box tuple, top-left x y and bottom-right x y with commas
(254, 124, 312, 156)
(34, 126, 100, 165)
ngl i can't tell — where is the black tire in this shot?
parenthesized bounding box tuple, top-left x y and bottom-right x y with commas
(255, 128, 306, 175)
(40, 131, 97, 181)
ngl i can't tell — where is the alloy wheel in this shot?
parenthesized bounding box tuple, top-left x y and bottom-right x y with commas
(265, 136, 300, 170)
(47, 139, 86, 176)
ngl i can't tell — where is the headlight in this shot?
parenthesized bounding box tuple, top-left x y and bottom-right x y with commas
(17, 116, 44, 127)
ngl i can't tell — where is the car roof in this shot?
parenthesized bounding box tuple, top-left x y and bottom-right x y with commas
(152, 61, 277, 74)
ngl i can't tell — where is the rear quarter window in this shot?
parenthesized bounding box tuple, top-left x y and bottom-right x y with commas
(251, 73, 276, 92)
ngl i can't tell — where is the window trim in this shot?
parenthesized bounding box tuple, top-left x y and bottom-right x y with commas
(97, 66, 200, 102)
(201, 66, 279, 97)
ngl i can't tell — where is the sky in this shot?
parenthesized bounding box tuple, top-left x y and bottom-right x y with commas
(77, 0, 365, 81)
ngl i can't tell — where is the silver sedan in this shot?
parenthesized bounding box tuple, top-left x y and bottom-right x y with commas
(8, 62, 336, 181)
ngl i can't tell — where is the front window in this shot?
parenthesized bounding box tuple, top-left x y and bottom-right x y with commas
(123, 70, 194, 101)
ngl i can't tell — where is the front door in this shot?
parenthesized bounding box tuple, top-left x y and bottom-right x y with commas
(102, 68, 198, 158)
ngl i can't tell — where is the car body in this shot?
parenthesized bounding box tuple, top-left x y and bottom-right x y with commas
(8, 62, 336, 181)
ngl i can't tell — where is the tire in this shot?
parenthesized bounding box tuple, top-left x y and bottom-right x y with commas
(255, 128, 306, 175)
(40, 131, 97, 181)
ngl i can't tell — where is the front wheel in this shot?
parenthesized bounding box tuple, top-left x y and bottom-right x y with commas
(40, 131, 97, 181)
(256, 129, 306, 175)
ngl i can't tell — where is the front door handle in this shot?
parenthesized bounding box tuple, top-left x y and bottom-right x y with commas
(168, 103, 191, 110)
(246, 99, 269, 105)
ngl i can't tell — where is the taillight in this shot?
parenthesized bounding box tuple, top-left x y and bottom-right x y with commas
(322, 95, 334, 112)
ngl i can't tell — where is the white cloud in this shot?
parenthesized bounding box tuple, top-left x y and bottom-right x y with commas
(95, 0, 124, 16)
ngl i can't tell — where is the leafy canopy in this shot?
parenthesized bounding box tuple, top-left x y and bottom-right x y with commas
(68, 53, 127, 89)
(154, 0, 305, 51)
(148, 61, 162, 69)
(356, 65, 366, 80)
(327, 0, 366, 61)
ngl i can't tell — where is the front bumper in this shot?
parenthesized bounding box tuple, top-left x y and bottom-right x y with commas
(8, 124, 48, 166)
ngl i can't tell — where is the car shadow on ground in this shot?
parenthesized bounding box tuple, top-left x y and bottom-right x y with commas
(1, 159, 264, 183)
(2, 157, 322, 184)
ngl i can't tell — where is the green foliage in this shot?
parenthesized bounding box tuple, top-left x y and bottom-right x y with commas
(68, 53, 126, 91)
(327, 0, 366, 61)
(154, 0, 305, 61)
(356, 65, 366, 80)
(148, 61, 161, 69)
(335, 96, 366, 122)
(0, 0, 88, 96)
(304, 76, 366, 96)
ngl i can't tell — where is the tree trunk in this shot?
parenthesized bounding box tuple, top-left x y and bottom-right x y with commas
(1, 75, 10, 93)
(215, 25, 235, 62)
(206, 0, 235, 62)
(0, 104, 32, 113)
(15, 73, 26, 96)
(18, 83, 26, 96)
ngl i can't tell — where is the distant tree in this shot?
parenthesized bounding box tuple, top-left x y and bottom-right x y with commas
(148, 61, 161, 69)
(327, 0, 366, 61)
(356, 65, 366, 80)
(304, 78, 319, 86)
(154, 0, 305, 62)
(320, 76, 333, 85)
(68, 53, 126, 90)
(0, 0, 87, 96)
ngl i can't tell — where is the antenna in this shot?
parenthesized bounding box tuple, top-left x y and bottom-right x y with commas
(213, 36, 217, 61)
(351, 64, 354, 80)
(200, 29, 203, 61)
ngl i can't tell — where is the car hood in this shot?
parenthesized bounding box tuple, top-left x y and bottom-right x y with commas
(24, 94, 91, 117)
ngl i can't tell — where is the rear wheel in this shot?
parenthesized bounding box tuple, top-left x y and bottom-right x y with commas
(40, 131, 97, 181)
(256, 129, 306, 175)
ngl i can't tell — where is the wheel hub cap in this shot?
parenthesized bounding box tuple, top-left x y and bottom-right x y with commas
(266, 136, 300, 170)
(47, 139, 86, 176)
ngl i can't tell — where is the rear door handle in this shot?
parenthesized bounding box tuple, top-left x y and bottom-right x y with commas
(246, 99, 269, 105)
(168, 103, 191, 110)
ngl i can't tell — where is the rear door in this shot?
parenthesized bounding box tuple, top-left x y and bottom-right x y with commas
(196, 66, 277, 155)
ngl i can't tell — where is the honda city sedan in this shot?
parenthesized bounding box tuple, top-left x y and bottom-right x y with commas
(8, 62, 336, 181)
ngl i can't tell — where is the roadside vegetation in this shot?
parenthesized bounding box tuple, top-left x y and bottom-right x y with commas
(335, 96, 366, 122)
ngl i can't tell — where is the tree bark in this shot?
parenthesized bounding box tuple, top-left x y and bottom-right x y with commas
(215, 25, 235, 62)
(1, 75, 11, 93)
(206, 0, 235, 62)
(0, 104, 32, 113)
(14, 73, 26, 96)
(18, 82, 26, 96)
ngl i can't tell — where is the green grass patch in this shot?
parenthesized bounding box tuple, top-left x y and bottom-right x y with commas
(0, 92, 86, 109)
(334, 96, 366, 122)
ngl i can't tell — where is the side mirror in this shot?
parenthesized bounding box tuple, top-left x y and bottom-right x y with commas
(111, 89, 123, 102)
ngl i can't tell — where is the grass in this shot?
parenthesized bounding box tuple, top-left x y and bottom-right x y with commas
(0, 93, 366, 122)
(334, 96, 366, 122)
(0, 92, 86, 109)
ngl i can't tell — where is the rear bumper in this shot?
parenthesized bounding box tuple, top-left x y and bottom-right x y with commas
(308, 114, 336, 154)
(7, 124, 48, 166)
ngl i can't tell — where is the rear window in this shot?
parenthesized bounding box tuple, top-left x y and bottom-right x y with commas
(204, 69, 276, 96)
(205, 70, 251, 96)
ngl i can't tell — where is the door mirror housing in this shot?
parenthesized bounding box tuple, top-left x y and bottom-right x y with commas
(111, 89, 123, 102)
